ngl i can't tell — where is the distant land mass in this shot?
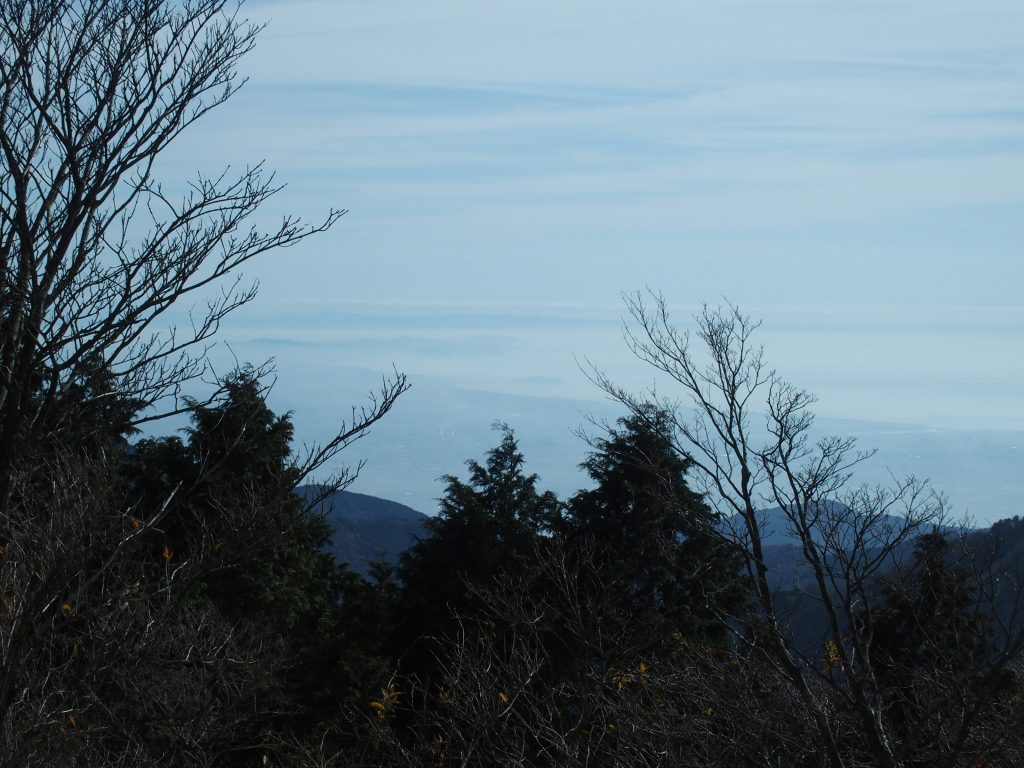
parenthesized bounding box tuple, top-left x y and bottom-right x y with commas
(269, 365, 1023, 525)
(301, 484, 1024, 658)
(297, 485, 427, 575)
(729, 507, 1024, 656)
(204, 343, 1024, 525)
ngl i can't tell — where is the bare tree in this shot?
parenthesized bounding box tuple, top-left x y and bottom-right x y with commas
(0, 1, 408, 760)
(0, 445, 280, 765)
(0, 0, 361, 506)
(589, 290, 1022, 768)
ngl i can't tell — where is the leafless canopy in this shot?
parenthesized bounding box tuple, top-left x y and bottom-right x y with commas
(586, 290, 1021, 768)
(0, 2, 408, 760)
(0, 0, 347, 497)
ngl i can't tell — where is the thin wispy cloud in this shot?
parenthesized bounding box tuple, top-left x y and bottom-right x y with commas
(164, 0, 1024, 432)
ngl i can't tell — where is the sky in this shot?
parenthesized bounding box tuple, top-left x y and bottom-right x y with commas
(160, 0, 1024, 448)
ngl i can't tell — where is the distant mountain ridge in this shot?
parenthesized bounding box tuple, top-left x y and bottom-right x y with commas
(296, 485, 427, 575)
(297, 484, 1023, 659)
(259, 362, 1024, 523)
(738, 507, 1024, 656)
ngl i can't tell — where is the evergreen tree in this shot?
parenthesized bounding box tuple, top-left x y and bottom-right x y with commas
(39, 354, 146, 452)
(560, 407, 746, 650)
(123, 370, 393, 744)
(394, 425, 559, 679)
(868, 532, 1016, 766)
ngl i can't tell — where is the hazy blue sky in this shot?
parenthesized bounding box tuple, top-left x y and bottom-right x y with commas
(162, 0, 1023, 434)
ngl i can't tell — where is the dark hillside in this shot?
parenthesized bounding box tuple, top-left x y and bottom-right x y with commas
(297, 485, 428, 575)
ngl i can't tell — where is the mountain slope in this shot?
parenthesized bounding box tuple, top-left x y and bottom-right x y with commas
(297, 485, 428, 575)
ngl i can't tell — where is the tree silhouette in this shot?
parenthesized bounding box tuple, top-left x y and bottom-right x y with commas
(395, 425, 558, 681)
(562, 406, 746, 650)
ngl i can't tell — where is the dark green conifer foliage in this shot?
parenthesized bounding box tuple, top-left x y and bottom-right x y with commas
(180, 373, 311, 623)
(124, 371, 392, 739)
(562, 407, 746, 650)
(869, 532, 1017, 766)
(41, 355, 146, 452)
(395, 425, 559, 677)
(873, 534, 982, 673)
